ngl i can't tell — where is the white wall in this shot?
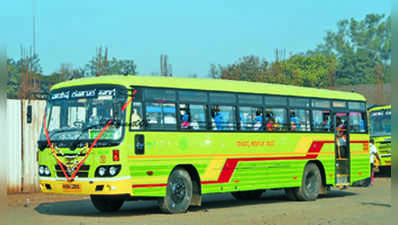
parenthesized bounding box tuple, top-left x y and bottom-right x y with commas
(7, 100, 46, 193)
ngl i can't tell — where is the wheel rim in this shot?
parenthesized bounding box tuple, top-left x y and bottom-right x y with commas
(305, 171, 318, 193)
(170, 178, 186, 203)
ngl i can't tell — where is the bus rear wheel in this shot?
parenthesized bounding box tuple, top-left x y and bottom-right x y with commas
(159, 168, 193, 213)
(231, 190, 264, 200)
(90, 195, 125, 212)
(295, 163, 322, 201)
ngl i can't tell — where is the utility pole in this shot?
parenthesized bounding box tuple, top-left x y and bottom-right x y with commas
(160, 54, 172, 76)
(31, 0, 36, 98)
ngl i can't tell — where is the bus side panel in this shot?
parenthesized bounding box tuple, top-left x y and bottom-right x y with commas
(129, 157, 210, 197)
(374, 136, 391, 167)
(128, 132, 338, 196)
(316, 143, 336, 186)
(350, 135, 371, 184)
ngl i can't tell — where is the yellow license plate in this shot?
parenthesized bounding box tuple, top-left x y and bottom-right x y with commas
(62, 183, 81, 192)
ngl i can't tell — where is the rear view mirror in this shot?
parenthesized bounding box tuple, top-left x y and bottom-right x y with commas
(26, 104, 32, 124)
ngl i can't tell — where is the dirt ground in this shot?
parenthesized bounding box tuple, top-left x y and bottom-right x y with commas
(7, 178, 391, 225)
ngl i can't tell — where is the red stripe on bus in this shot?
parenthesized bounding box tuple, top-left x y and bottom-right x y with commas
(203, 140, 334, 184)
(132, 140, 367, 188)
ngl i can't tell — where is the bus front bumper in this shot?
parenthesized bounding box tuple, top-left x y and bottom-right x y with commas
(39, 177, 132, 195)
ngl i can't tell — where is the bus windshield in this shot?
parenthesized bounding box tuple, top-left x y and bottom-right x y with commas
(370, 109, 391, 137)
(39, 87, 127, 143)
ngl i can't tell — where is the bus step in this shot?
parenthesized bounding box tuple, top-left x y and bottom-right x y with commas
(336, 174, 349, 177)
(336, 183, 350, 188)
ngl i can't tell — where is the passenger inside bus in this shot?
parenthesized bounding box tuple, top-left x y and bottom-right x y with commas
(322, 113, 330, 131)
(190, 114, 200, 130)
(214, 112, 223, 130)
(181, 113, 190, 128)
(290, 111, 300, 131)
(130, 108, 142, 129)
(266, 118, 275, 131)
(254, 111, 263, 130)
(336, 117, 347, 159)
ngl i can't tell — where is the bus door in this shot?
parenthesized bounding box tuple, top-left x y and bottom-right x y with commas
(333, 112, 350, 186)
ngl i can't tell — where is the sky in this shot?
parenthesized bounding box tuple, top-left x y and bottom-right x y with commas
(1, 0, 391, 77)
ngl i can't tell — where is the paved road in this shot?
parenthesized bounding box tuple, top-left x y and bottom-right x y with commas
(7, 178, 391, 225)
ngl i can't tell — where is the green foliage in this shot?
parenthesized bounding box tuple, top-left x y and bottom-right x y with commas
(215, 13, 391, 88)
(7, 48, 138, 98)
(284, 54, 330, 87)
(313, 13, 391, 85)
(216, 54, 332, 88)
(84, 57, 137, 76)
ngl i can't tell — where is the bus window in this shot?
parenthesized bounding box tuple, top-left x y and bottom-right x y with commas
(239, 106, 263, 131)
(238, 94, 263, 105)
(210, 105, 236, 131)
(289, 98, 310, 107)
(209, 93, 236, 104)
(349, 112, 366, 133)
(312, 100, 331, 108)
(265, 96, 287, 106)
(179, 104, 207, 130)
(179, 91, 208, 103)
(312, 110, 331, 132)
(130, 102, 143, 130)
(289, 109, 310, 131)
(48, 105, 61, 131)
(67, 105, 86, 128)
(145, 103, 177, 130)
(333, 101, 346, 108)
(264, 108, 287, 131)
(145, 88, 176, 101)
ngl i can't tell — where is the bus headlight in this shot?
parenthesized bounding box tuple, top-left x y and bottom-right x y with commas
(95, 165, 121, 177)
(39, 165, 51, 176)
(109, 166, 118, 176)
(39, 166, 45, 175)
(44, 167, 51, 176)
(98, 167, 106, 177)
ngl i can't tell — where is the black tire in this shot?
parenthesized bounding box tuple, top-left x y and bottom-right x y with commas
(295, 163, 322, 201)
(231, 190, 264, 200)
(158, 168, 193, 213)
(284, 188, 298, 201)
(90, 195, 125, 212)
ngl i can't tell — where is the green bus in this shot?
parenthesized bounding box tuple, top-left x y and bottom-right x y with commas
(38, 75, 370, 213)
(369, 105, 391, 170)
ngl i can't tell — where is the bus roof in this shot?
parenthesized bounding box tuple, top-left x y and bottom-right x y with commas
(51, 75, 366, 101)
(369, 105, 391, 112)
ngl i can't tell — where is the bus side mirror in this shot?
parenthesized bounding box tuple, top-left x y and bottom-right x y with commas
(27, 105, 32, 124)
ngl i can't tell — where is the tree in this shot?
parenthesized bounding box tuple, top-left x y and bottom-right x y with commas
(218, 56, 269, 83)
(107, 58, 137, 75)
(209, 64, 219, 79)
(311, 13, 391, 85)
(85, 47, 137, 76)
(284, 54, 330, 88)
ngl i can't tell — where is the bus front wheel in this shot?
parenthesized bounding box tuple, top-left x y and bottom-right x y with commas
(90, 195, 125, 212)
(295, 163, 322, 201)
(159, 168, 193, 213)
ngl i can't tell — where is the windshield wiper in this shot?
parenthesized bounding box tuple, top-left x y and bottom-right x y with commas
(39, 129, 77, 150)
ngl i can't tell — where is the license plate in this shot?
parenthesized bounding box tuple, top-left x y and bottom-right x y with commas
(62, 183, 81, 192)
(385, 161, 391, 165)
